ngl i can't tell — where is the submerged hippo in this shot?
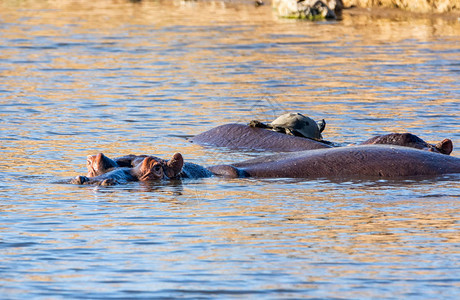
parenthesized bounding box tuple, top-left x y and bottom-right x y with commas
(361, 133, 453, 155)
(86, 153, 150, 177)
(72, 153, 186, 185)
(71, 145, 460, 185)
(191, 112, 335, 151)
(191, 123, 452, 155)
(74, 153, 212, 185)
(191, 123, 333, 152)
(208, 145, 460, 179)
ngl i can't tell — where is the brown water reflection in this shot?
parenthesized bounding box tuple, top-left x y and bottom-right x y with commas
(1, 0, 460, 299)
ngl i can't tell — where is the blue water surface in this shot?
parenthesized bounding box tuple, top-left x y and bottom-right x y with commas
(0, 1, 459, 299)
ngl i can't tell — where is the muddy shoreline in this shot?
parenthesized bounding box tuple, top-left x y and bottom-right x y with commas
(214, 0, 460, 20)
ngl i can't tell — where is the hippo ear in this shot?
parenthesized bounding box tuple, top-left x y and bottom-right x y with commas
(435, 139, 453, 155)
(165, 153, 184, 178)
(98, 153, 118, 170)
(87, 153, 118, 177)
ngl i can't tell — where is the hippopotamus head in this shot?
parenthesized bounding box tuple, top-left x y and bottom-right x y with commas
(361, 133, 453, 155)
(132, 153, 184, 181)
(87, 153, 118, 177)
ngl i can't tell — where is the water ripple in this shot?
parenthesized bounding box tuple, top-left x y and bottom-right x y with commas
(0, 1, 459, 299)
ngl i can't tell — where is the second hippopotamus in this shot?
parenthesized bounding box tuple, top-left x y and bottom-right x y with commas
(191, 123, 453, 155)
(71, 144, 460, 185)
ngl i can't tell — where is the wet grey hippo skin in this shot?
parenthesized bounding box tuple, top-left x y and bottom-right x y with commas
(76, 153, 212, 185)
(191, 124, 453, 155)
(75, 146, 460, 185)
(86, 153, 150, 177)
(73, 153, 194, 185)
(190, 124, 332, 152)
(208, 145, 460, 179)
(360, 133, 453, 155)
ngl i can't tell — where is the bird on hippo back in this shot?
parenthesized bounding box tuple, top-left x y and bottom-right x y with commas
(191, 112, 453, 155)
(249, 112, 326, 141)
(191, 112, 335, 152)
(71, 112, 457, 185)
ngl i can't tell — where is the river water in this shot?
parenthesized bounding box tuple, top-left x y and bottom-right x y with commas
(1, 1, 459, 299)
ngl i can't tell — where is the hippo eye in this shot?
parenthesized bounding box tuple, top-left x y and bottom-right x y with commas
(154, 165, 162, 172)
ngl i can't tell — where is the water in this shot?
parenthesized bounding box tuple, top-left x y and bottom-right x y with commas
(1, 1, 459, 298)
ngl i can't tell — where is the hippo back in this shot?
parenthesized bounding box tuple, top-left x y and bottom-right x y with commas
(232, 145, 460, 179)
(191, 123, 331, 152)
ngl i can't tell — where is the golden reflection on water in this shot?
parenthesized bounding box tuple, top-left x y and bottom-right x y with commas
(3, 1, 458, 138)
(1, 1, 460, 297)
(1, 176, 459, 296)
